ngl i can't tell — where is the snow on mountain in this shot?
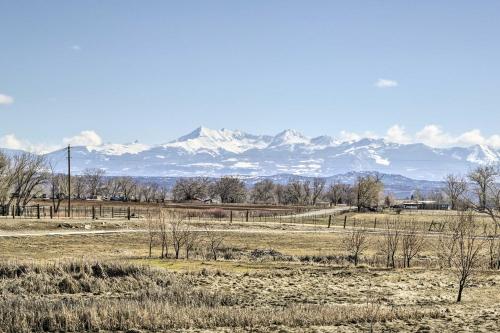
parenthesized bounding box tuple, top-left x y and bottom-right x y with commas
(3, 127, 499, 180)
(161, 126, 272, 154)
(88, 141, 151, 155)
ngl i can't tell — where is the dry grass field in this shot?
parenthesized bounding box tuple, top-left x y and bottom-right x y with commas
(0, 209, 499, 332)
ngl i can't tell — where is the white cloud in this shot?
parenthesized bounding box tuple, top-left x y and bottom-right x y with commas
(71, 45, 81, 51)
(375, 79, 398, 88)
(385, 125, 411, 144)
(341, 124, 500, 149)
(0, 134, 23, 150)
(338, 130, 378, 142)
(0, 130, 103, 154)
(63, 130, 102, 146)
(0, 94, 14, 105)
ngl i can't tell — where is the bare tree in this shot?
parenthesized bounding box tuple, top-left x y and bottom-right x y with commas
(104, 177, 121, 199)
(170, 212, 189, 259)
(274, 183, 286, 204)
(140, 182, 159, 203)
(381, 219, 400, 268)
(205, 225, 225, 261)
(446, 212, 485, 302)
(83, 168, 105, 197)
(354, 175, 383, 212)
(172, 177, 209, 202)
(326, 182, 347, 206)
(158, 211, 169, 259)
(146, 212, 158, 258)
(343, 226, 369, 266)
(48, 163, 68, 213)
(401, 220, 425, 268)
(72, 175, 86, 200)
(444, 174, 468, 210)
(486, 233, 500, 270)
(211, 176, 246, 203)
(185, 228, 200, 259)
(250, 179, 276, 204)
(468, 165, 498, 212)
(283, 179, 311, 205)
(8, 153, 48, 209)
(117, 176, 136, 201)
(311, 177, 326, 205)
(0, 152, 13, 205)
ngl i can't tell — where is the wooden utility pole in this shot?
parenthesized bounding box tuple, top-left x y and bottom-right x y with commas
(67, 145, 71, 218)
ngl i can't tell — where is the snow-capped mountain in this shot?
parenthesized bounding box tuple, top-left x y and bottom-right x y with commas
(2, 126, 499, 180)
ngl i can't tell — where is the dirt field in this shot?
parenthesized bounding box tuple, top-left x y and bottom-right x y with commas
(0, 211, 499, 332)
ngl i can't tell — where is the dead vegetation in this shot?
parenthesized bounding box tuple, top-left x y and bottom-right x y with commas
(0, 261, 448, 333)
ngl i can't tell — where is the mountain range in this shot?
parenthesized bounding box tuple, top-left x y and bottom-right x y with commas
(1, 126, 499, 181)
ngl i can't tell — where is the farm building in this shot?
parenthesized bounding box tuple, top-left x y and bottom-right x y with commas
(393, 200, 449, 210)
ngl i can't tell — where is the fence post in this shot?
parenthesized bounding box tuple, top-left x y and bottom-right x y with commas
(112, 207, 114, 218)
(50, 206, 53, 219)
(230, 210, 233, 224)
(246, 210, 249, 222)
(92, 206, 96, 220)
(99, 205, 102, 217)
(343, 215, 347, 229)
(37, 204, 40, 219)
(12, 205, 15, 219)
(374, 218, 377, 229)
(328, 215, 332, 228)
(127, 206, 131, 220)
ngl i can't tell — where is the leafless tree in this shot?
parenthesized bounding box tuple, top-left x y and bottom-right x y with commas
(146, 212, 158, 258)
(8, 153, 48, 209)
(446, 212, 485, 302)
(211, 176, 246, 203)
(140, 182, 159, 203)
(468, 165, 498, 212)
(205, 225, 225, 261)
(274, 183, 286, 204)
(158, 211, 169, 259)
(72, 175, 86, 200)
(104, 177, 121, 199)
(185, 228, 200, 259)
(343, 226, 369, 266)
(156, 184, 169, 203)
(117, 176, 136, 201)
(250, 179, 276, 204)
(283, 179, 311, 205)
(170, 212, 189, 259)
(0, 152, 13, 205)
(401, 220, 425, 268)
(384, 193, 396, 208)
(381, 219, 400, 268)
(172, 177, 209, 202)
(326, 182, 348, 206)
(83, 168, 105, 197)
(354, 175, 383, 212)
(311, 177, 326, 205)
(486, 233, 500, 270)
(444, 174, 468, 210)
(48, 163, 68, 213)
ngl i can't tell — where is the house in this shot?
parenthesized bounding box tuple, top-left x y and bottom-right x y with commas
(393, 200, 449, 210)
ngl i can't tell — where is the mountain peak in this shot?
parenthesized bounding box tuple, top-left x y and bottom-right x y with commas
(270, 129, 310, 147)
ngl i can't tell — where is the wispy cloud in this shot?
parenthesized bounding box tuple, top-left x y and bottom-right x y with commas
(0, 93, 14, 105)
(0, 130, 102, 154)
(71, 44, 81, 51)
(63, 130, 102, 146)
(374, 78, 398, 88)
(342, 124, 500, 149)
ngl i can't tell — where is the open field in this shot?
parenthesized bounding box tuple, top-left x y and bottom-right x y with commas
(0, 210, 499, 332)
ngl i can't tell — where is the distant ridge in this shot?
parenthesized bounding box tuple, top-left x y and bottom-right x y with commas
(1, 126, 499, 180)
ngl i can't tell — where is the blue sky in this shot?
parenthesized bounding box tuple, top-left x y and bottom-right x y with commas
(1, 1, 500, 151)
